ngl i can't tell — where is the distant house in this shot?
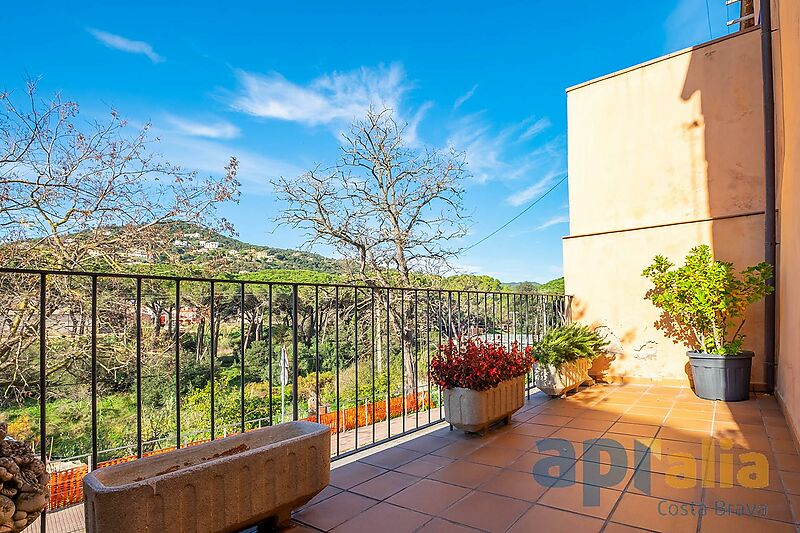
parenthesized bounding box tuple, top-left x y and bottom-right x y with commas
(173, 240, 189, 247)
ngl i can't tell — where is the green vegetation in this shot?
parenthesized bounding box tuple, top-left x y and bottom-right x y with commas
(529, 324, 608, 370)
(642, 245, 773, 355)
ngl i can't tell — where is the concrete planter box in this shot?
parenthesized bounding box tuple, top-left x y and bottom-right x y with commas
(535, 359, 594, 397)
(442, 375, 526, 433)
(83, 421, 330, 533)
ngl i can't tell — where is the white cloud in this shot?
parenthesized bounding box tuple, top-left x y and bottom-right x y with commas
(505, 169, 563, 207)
(453, 84, 478, 110)
(87, 28, 164, 63)
(447, 113, 564, 185)
(535, 214, 569, 231)
(165, 115, 240, 139)
(519, 117, 551, 140)
(229, 63, 410, 126)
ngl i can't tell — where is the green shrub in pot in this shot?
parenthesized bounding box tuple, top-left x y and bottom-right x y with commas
(529, 324, 608, 370)
(642, 245, 773, 401)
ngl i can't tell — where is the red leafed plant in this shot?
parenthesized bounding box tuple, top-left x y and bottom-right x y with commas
(429, 338, 535, 391)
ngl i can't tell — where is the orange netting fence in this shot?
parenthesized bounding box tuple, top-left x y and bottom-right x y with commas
(47, 391, 435, 510)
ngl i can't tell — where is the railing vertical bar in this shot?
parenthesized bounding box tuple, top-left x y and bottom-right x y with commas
(315, 286, 320, 424)
(268, 284, 273, 427)
(291, 284, 299, 421)
(484, 292, 488, 343)
(525, 293, 531, 398)
(370, 289, 376, 443)
(175, 279, 181, 449)
(400, 290, 406, 434)
(38, 273, 47, 533)
(426, 290, 431, 424)
(335, 286, 340, 456)
(354, 287, 359, 449)
(386, 289, 391, 439)
(210, 281, 216, 441)
(414, 289, 419, 429)
(91, 275, 98, 469)
(240, 282, 246, 433)
(438, 290, 443, 421)
(136, 278, 143, 457)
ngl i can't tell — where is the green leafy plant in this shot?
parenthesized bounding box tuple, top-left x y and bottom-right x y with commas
(528, 324, 608, 370)
(642, 245, 773, 355)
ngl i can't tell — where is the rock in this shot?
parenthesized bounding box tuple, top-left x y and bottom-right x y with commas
(0, 496, 12, 521)
(0, 422, 7, 440)
(11, 520, 25, 530)
(10, 512, 24, 522)
(14, 492, 45, 513)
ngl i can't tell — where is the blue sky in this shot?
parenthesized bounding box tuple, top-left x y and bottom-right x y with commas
(4, 1, 736, 282)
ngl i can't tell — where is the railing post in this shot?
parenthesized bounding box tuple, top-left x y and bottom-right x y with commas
(38, 273, 47, 533)
(291, 284, 299, 421)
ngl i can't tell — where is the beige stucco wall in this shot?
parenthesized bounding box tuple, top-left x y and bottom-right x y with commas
(564, 30, 767, 385)
(773, 0, 800, 437)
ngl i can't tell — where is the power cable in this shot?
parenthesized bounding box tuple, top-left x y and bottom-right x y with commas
(461, 174, 568, 252)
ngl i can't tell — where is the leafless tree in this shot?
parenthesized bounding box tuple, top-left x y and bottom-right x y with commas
(274, 107, 470, 393)
(0, 80, 240, 401)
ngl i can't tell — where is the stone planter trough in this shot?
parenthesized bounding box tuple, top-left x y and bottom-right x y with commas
(534, 359, 594, 397)
(442, 375, 526, 434)
(83, 421, 330, 533)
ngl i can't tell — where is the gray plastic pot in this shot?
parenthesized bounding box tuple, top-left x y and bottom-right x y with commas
(687, 350, 754, 401)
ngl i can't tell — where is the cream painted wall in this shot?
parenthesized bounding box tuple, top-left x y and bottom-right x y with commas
(564, 30, 767, 384)
(773, 0, 800, 438)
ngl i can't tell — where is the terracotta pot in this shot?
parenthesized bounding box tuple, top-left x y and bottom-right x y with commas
(534, 359, 594, 397)
(442, 375, 526, 433)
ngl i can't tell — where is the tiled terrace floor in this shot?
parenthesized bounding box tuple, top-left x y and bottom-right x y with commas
(292, 383, 800, 533)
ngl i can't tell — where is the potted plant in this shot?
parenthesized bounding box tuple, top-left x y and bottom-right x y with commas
(642, 245, 773, 401)
(530, 324, 608, 397)
(430, 338, 533, 434)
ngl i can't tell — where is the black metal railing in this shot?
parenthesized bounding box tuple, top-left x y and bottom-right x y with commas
(0, 267, 571, 528)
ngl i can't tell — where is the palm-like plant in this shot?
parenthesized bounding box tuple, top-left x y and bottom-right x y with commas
(529, 324, 608, 370)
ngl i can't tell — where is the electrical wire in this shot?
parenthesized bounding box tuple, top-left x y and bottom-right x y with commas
(461, 174, 568, 252)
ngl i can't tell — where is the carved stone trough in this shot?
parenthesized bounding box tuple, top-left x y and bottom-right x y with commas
(442, 375, 526, 434)
(83, 421, 330, 533)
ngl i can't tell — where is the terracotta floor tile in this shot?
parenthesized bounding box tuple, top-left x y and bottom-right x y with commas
(442, 490, 530, 532)
(773, 452, 800, 472)
(566, 417, 616, 432)
(478, 468, 549, 502)
(507, 451, 576, 477)
(590, 434, 655, 453)
(299, 484, 342, 509)
(414, 518, 481, 532)
(627, 470, 703, 503)
(397, 434, 452, 454)
(432, 439, 486, 459)
(767, 427, 796, 442)
(610, 492, 699, 532)
(463, 445, 524, 467)
(394, 454, 453, 477)
(549, 426, 603, 445)
(714, 410, 763, 424)
(564, 459, 635, 491)
(508, 504, 604, 533)
(428, 460, 501, 488)
(603, 521, 652, 532)
(779, 470, 800, 495)
(329, 501, 431, 533)
(539, 405, 586, 418)
(663, 416, 713, 431)
(658, 427, 711, 444)
(293, 490, 378, 531)
(771, 438, 799, 455)
(704, 486, 793, 523)
(583, 444, 647, 472)
(330, 461, 388, 489)
(608, 422, 661, 438)
(538, 481, 621, 519)
(651, 437, 705, 459)
(699, 512, 796, 532)
(528, 413, 574, 427)
(349, 470, 420, 500)
(510, 422, 559, 437)
(387, 478, 470, 515)
(489, 432, 541, 451)
(359, 446, 424, 469)
(618, 413, 666, 426)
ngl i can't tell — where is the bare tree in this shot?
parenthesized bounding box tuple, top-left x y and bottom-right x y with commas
(0, 80, 240, 400)
(274, 107, 470, 393)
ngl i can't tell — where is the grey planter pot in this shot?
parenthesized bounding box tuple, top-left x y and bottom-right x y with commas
(687, 350, 754, 402)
